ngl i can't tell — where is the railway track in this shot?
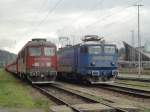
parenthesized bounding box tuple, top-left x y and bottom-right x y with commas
(117, 77, 150, 83)
(33, 84, 132, 112)
(115, 81, 150, 88)
(33, 85, 83, 112)
(99, 84, 150, 98)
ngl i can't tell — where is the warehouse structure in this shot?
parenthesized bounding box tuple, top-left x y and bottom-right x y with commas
(119, 41, 150, 69)
(123, 41, 150, 61)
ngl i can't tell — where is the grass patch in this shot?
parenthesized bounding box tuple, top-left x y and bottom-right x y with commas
(0, 69, 50, 109)
(143, 108, 150, 112)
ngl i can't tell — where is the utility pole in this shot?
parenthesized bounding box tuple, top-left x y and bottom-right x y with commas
(131, 30, 135, 47)
(134, 4, 143, 77)
(131, 30, 135, 62)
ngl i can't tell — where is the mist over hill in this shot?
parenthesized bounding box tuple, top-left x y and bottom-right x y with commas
(0, 49, 16, 68)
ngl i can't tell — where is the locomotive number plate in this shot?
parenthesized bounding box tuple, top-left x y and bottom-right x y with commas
(92, 71, 99, 76)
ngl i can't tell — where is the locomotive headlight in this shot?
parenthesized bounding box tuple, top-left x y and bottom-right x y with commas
(46, 62, 51, 67)
(90, 61, 96, 66)
(32, 72, 36, 76)
(32, 62, 40, 67)
(41, 74, 44, 78)
(111, 62, 115, 66)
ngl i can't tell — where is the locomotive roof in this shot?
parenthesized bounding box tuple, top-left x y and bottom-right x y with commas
(58, 43, 116, 52)
(18, 39, 56, 54)
(25, 40, 56, 47)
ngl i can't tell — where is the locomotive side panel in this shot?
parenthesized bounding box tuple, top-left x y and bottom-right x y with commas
(57, 47, 75, 73)
(6, 61, 17, 74)
(17, 48, 27, 76)
(57, 43, 118, 84)
(6, 38, 57, 84)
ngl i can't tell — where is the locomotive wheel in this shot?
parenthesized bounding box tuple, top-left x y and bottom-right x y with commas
(22, 73, 26, 80)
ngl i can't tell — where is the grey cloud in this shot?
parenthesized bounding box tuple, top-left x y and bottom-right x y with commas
(0, 0, 149, 53)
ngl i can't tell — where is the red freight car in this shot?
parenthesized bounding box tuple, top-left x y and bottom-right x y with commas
(6, 38, 57, 84)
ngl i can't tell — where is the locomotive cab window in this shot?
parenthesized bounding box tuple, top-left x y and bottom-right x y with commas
(29, 47, 41, 56)
(104, 46, 116, 54)
(44, 47, 55, 56)
(80, 46, 88, 53)
(88, 46, 102, 55)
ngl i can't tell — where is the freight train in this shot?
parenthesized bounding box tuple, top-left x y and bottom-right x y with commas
(57, 35, 118, 84)
(5, 38, 57, 84)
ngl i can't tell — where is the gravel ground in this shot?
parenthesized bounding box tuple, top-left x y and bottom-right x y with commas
(46, 86, 93, 105)
(56, 81, 150, 109)
(115, 79, 150, 90)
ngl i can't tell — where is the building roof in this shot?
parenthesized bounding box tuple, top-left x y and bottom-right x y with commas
(123, 41, 150, 61)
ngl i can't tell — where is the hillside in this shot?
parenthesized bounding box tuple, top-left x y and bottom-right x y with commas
(0, 49, 16, 68)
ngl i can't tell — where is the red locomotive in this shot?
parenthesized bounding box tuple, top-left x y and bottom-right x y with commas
(5, 38, 57, 84)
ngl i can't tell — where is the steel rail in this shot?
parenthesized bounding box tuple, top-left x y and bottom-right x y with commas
(116, 81, 149, 88)
(33, 85, 83, 112)
(50, 84, 129, 112)
(100, 84, 150, 98)
(117, 77, 150, 83)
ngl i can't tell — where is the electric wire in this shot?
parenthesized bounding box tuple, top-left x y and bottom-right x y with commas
(59, 0, 104, 32)
(69, 0, 143, 38)
(84, 0, 143, 29)
(37, 0, 63, 26)
(27, 0, 63, 38)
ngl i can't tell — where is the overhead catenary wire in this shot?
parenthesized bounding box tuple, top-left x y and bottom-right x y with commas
(85, 6, 133, 29)
(86, 0, 143, 34)
(59, 0, 142, 49)
(83, 0, 143, 28)
(27, 0, 63, 38)
(66, 2, 142, 48)
(38, 0, 48, 13)
(58, 0, 104, 32)
(28, 0, 142, 41)
(66, 5, 132, 38)
(84, 7, 136, 34)
(32, 0, 48, 26)
(37, 0, 64, 26)
(68, 0, 143, 38)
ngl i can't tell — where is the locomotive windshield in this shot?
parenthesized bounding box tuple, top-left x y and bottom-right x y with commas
(88, 46, 102, 54)
(44, 47, 55, 56)
(104, 46, 116, 54)
(29, 47, 41, 56)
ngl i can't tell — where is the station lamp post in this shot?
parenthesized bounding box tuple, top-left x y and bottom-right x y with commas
(134, 4, 143, 77)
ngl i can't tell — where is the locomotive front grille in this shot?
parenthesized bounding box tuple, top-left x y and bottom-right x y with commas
(112, 70, 118, 76)
(92, 71, 99, 76)
(31, 71, 57, 76)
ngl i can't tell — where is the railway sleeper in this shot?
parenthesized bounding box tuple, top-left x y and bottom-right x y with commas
(49, 103, 140, 112)
(34, 85, 140, 112)
(49, 85, 140, 112)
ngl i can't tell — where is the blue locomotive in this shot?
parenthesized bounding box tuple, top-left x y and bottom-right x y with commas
(57, 35, 118, 84)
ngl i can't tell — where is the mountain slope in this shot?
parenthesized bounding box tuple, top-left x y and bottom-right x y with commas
(0, 50, 16, 68)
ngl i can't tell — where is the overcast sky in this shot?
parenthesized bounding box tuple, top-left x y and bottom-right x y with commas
(0, 0, 149, 53)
